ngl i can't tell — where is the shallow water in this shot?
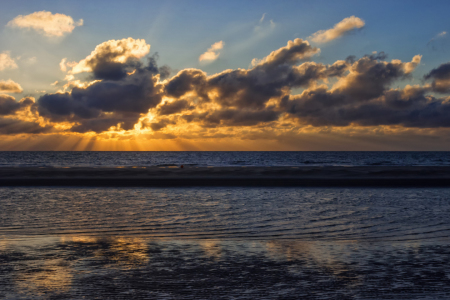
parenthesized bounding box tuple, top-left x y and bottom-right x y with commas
(1, 187, 450, 298)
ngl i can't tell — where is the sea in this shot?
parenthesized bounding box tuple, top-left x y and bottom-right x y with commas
(1, 151, 450, 299)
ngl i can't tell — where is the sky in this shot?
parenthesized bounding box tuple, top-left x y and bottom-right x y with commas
(1, 0, 450, 150)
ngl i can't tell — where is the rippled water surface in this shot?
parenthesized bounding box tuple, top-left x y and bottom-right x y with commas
(1, 151, 450, 167)
(1, 187, 450, 299)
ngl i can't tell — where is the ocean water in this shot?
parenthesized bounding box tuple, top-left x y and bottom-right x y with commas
(1, 187, 450, 299)
(1, 152, 450, 298)
(0, 151, 449, 167)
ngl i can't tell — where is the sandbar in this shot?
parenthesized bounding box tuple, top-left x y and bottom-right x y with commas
(0, 166, 449, 187)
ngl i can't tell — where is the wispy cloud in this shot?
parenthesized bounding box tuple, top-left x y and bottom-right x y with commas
(310, 16, 365, 43)
(0, 52, 18, 71)
(428, 31, 447, 45)
(259, 13, 266, 23)
(199, 41, 224, 62)
(7, 11, 83, 37)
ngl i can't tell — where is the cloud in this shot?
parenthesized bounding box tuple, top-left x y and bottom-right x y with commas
(7, 11, 83, 37)
(0, 94, 33, 115)
(0, 79, 23, 93)
(59, 58, 77, 73)
(38, 71, 163, 132)
(199, 41, 224, 62)
(25, 56, 37, 65)
(31, 36, 450, 139)
(428, 31, 447, 44)
(403, 55, 422, 74)
(259, 13, 266, 23)
(0, 52, 18, 71)
(199, 109, 280, 127)
(167, 39, 324, 109)
(282, 85, 450, 128)
(310, 16, 365, 43)
(69, 38, 151, 80)
(330, 54, 421, 101)
(0, 117, 52, 134)
(0, 95, 51, 135)
(37, 41, 168, 133)
(158, 100, 194, 115)
(424, 62, 450, 93)
(278, 53, 449, 128)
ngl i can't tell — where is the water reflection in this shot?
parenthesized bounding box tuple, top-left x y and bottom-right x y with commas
(1, 236, 449, 299)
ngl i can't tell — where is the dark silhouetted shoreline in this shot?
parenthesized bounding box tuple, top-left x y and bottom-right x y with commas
(1, 166, 450, 187)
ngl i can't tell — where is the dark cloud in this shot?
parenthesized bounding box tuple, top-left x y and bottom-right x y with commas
(142, 118, 176, 131)
(333, 55, 412, 102)
(181, 112, 208, 123)
(0, 94, 23, 115)
(181, 109, 279, 127)
(0, 95, 34, 115)
(283, 84, 450, 128)
(91, 52, 171, 81)
(367, 51, 387, 60)
(165, 69, 208, 99)
(0, 117, 52, 134)
(158, 100, 193, 115)
(204, 109, 280, 126)
(37, 41, 176, 133)
(38, 66, 164, 132)
(145, 53, 171, 80)
(424, 62, 450, 93)
(32, 37, 445, 135)
(165, 39, 344, 110)
(0, 79, 23, 94)
(69, 114, 140, 133)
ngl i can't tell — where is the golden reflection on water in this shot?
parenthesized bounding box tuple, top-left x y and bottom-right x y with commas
(0, 235, 447, 298)
(264, 240, 361, 286)
(62, 235, 150, 267)
(15, 259, 73, 294)
(199, 240, 223, 260)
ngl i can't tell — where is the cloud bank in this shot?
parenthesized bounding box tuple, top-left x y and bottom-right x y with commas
(0, 33, 447, 151)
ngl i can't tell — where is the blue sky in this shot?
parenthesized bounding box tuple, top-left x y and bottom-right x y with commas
(0, 0, 450, 150)
(2, 0, 448, 93)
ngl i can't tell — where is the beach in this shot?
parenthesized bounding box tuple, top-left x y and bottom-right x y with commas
(1, 186, 450, 299)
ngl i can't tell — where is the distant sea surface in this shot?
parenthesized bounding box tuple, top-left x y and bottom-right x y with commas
(0, 151, 449, 167)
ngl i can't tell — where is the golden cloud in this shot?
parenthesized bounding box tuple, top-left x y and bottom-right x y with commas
(0, 52, 18, 71)
(69, 38, 150, 75)
(310, 16, 365, 43)
(0, 79, 23, 93)
(7, 11, 83, 37)
(199, 41, 224, 62)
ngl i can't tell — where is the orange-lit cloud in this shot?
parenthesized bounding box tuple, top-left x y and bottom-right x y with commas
(424, 62, 450, 93)
(310, 16, 365, 43)
(199, 41, 224, 62)
(69, 38, 150, 75)
(0, 79, 23, 93)
(59, 58, 77, 72)
(1, 35, 450, 150)
(7, 11, 83, 37)
(0, 52, 18, 71)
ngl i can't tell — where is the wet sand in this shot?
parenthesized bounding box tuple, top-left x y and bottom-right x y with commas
(0, 166, 450, 186)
